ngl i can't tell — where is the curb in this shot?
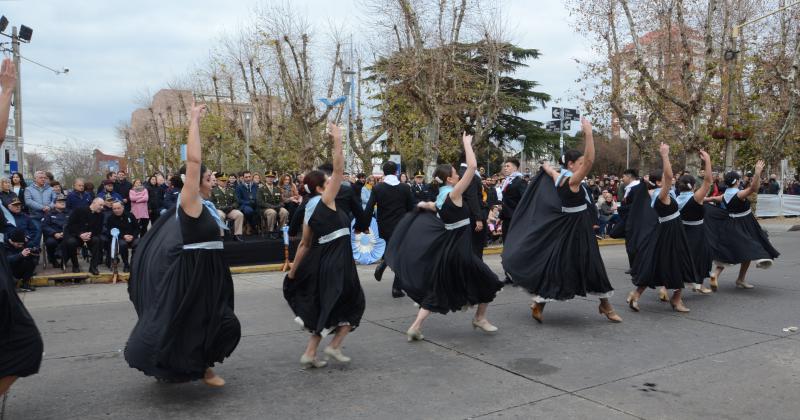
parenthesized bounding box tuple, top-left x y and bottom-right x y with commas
(27, 240, 625, 287)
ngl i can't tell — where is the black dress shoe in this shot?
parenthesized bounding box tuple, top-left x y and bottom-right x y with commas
(19, 282, 36, 292)
(392, 288, 405, 298)
(234, 235, 244, 242)
(72, 265, 81, 273)
(89, 266, 100, 276)
(374, 261, 387, 282)
(624, 269, 632, 275)
(123, 265, 130, 273)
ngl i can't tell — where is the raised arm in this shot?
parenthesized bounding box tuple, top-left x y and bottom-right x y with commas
(694, 150, 712, 204)
(569, 117, 595, 190)
(658, 142, 673, 205)
(449, 132, 476, 205)
(737, 160, 764, 199)
(179, 101, 206, 217)
(541, 161, 559, 182)
(0, 59, 16, 146)
(321, 122, 343, 208)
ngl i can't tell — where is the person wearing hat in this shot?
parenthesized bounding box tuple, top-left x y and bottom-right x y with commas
(256, 170, 288, 232)
(42, 194, 69, 268)
(5, 228, 38, 292)
(411, 170, 431, 205)
(6, 198, 37, 249)
(100, 179, 123, 214)
(209, 173, 245, 241)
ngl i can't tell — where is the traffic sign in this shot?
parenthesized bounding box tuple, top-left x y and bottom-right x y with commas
(552, 107, 579, 121)
(551, 108, 562, 120)
(545, 121, 560, 132)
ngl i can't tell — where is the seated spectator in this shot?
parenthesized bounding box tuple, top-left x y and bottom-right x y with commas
(597, 190, 619, 238)
(83, 181, 96, 200)
(0, 177, 17, 207)
(96, 171, 116, 195)
(24, 170, 55, 243)
(6, 198, 37, 248)
(252, 172, 263, 188)
(64, 198, 105, 274)
(42, 194, 69, 269)
(105, 201, 138, 272)
(128, 179, 149, 237)
(160, 175, 181, 214)
(66, 178, 93, 214)
(235, 171, 259, 233)
(257, 171, 288, 232)
(279, 173, 301, 221)
(5, 228, 38, 292)
(209, 173, 244, 241)
(99, 180, 123, 215)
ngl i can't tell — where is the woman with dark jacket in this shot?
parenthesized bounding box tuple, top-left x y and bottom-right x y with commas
(10, 171, 26, 211)
(145, 175, 164, 224)
(0, 177, 18, 207)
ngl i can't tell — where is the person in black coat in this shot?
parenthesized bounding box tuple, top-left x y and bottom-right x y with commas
(458, 163, 487, 257)
(42, 194, 69, 268)
(105, 201, 139, 272)
(115, 170, 133, 211)
(64, 197, 105, 274)
(499, 157, 526, 283)
(5, 229, 39, 292)
(145, 175, 163, 224)
(356, 161, 414, 298)
(410, 170, 432, 204)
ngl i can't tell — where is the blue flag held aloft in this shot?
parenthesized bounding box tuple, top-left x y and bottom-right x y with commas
(318, 96, 347, 107)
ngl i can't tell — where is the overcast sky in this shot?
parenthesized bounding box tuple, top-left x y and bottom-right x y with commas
(5, 0, 590, 157)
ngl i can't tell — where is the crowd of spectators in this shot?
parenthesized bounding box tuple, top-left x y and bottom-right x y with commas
(4, 163, 797, 292)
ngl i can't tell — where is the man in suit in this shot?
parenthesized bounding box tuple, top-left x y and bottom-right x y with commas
(357, 161, 414, 298)
(64, 197, 105, 274)
(235, 171, 259, 234)
(458, 162, 487, 257)
(104, 200, 139, 272)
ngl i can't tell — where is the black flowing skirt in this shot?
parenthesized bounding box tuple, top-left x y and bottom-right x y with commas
(283, 235, 365, 335)
(684, 223, 712, 283)
(0, 254, 43, 378)
(631, 218, 695, 289)
(502, 170, 613, 300)
(125, 216, 241, 382)
(387, 210, 502, 314)
(704, 205, 780, 265)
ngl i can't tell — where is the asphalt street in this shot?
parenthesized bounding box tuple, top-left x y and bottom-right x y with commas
(3, 223, 799, 420)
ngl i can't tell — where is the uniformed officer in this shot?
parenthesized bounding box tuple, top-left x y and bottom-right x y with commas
(42, 193, 69, 268)
(411, 170, 431, 204)
(210, 173, 245, 241)
(256, 170, 288, 232)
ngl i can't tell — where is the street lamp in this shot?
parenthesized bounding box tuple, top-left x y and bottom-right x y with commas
(622, 113, 638, 169)
(241, 107, 253, 171)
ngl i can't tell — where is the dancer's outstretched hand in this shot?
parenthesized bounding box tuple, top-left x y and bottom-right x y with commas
(327, 122, 342, 140)
(189, 101, 206, 122)
(462, 131, 473, 145)
(755, 160, 765, 172)
(698, 150, 710, 163)
(0, 58, 16, 93)
(580, 116, 592, 133)
(659, 142, 670, 156)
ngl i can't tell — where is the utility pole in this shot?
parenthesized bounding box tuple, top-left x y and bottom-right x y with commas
(12, 26, 22, 175)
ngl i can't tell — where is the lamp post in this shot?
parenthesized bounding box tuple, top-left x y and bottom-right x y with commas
(724, 0, 800, 171)
(241, 107, 253, 171)
(622, 113, 638, 169)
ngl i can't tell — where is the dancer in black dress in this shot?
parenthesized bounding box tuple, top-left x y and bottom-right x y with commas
(704, 160, 779, 289)
(284, 123, 365, 368)
(676, 150, 714, 295)
(125, 101, 240, 387)
(0, 57, 42, 397)
(502, 118, 621, 323)
(386, 132, 503, 340)
(626, 143, 695, 313)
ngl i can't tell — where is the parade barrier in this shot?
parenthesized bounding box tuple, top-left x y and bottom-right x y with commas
(755, 194, 800, 217)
